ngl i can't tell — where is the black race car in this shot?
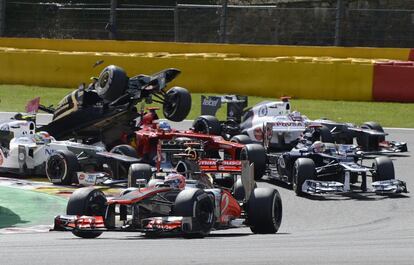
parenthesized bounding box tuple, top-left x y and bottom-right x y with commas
(272, 141, 407, 196)
(34, 65, 191, 149)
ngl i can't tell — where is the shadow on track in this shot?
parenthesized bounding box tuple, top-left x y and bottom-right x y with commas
(0, 206, 29, 228)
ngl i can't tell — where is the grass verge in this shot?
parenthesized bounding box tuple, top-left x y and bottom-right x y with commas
(0, 84, 413, 128)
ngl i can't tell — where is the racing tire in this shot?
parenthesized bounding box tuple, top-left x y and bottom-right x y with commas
(128, 163, 152, 188)
(247, 188, 282, 234)
(233, 178, 257, 201)
(173, 189, 215, 238)
(240, 144, 266, 181)
(361, 121, 385, 142)
(292, 158, 316, 196)
(66, 187, 107, 238)
(46, 150, 80, 185)
(110, 144, 138, 158)
(372, 156, 395, 182)
(95, 65, 128, 102)
(192, 115, 221, 135)
(163, 87, 191, 122)
(230, 134, 252, 144)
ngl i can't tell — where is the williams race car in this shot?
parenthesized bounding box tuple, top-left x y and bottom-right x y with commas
(273, 141, 408, 196)
(34, 65, 191, 149)
(53, 161, 283, 238)
(0, 118, 139, 185)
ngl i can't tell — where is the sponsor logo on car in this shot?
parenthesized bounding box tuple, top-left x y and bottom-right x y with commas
(202, 98, 220, 107)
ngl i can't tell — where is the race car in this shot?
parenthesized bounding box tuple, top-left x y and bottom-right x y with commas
(273, 141, 408, 196)
(124, 107, 267, 180)
(53, 160, 283, 238)
(197, 95, 407, 153)
(0, 118, 139, 185)
(34, 64, 191, 149)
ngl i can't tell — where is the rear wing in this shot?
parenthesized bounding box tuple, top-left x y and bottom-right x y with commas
(200, 95, 247, 123)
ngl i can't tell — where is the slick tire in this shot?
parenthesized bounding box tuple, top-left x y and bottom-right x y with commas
(247, 188, 282, 234)
(163, 87, 192, 122)
(128, 163, 152, 187)
(361, 121, 385, 142)
(173, 189, 214, 238)
(233, 178, 257, 202)
(110, 144, 138, 158)
(292, 158, 316, 196)
(230, 134, 252, 144)
(46, 150, 80, 185)
(372, 156, 395, 182)
(67, 187, 107, 238)
(240, 144, 266, 181)
(95, 65, 128, 102)
(192, 115, 221, 135)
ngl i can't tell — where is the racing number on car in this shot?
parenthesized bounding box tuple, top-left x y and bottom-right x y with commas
(221, 193, 230, 218)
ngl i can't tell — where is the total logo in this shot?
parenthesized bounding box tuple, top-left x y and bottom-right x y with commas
(202, 98, 220, 107)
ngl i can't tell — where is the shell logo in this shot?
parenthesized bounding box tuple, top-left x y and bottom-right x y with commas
(78, 173, 86, 181)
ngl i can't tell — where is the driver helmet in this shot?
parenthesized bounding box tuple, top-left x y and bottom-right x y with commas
(35, 131, 53, 144)
(164, 173, 186, 189)
(158, 121, 171, 131)
(311, 141, 325, 153)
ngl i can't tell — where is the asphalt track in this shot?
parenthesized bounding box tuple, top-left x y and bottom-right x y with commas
(0, 127, 413, 265)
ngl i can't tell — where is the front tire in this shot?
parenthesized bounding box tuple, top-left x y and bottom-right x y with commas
(372, 156, 395, 182)
(192, 115, 221, 135)
(46, 150, 79, 185)
(292, 158, 315, 196)
(247, 188, 282, 234)
(173, 189, 215, 238)
(66, 187, 107, 238)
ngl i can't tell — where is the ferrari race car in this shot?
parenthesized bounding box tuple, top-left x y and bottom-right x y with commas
(124, 107, 267, 180)
(272, 141, 408, 196)
(53, 161, 283, 238)
(0, 118, 139, 185)
(198, 95, 407, 153)
(34, 64, 191, 149)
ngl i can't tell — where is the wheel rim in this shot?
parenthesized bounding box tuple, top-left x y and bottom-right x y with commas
(195, 199, 214, 231)
(47, 155, 67, 181)
(96, 70, 110, 95)
(163, 91, 178, 117)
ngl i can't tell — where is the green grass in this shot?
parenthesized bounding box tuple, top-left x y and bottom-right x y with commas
(1, 84, 413, 128)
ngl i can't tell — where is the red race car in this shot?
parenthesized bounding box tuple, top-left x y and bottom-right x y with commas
(123, 108, 267, 180)
(53, 161, 282, 238)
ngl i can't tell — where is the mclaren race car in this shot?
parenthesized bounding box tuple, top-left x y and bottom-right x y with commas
(34, 65, 191, 149)
(0, 118, 139, 185)
(53, 161, 283, 238)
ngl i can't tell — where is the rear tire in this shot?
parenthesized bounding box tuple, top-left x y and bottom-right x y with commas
(372, 156, 395, 182)
(46, 150, 79, 185)
(173, 189, 214, 238)
(192, 115, 221, 135)
(110, 144, 138, 158)
(233, 178, 257, 201)
(248, 188, 282, 234)
(163, 87, 192, 122)
(240, 144, 266, 180)
(95, 65, 128, 101)
(66, 187, 107, 238)
(230, 134, 252, 144)
(292, 158, 315, 196)
(361, 121, 385, 142)
(128, 163, 152, 187)
(319, 125, 334, 143)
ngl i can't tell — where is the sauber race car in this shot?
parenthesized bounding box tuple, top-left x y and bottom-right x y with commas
(198, 95, 407, 153)
(53, 161, 282, 238)
(0, 118, 139, 185)
(34, 65, 191, 149)
(272, 140, 408, 196)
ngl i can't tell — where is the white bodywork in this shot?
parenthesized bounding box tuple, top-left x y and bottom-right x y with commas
(0, 120, 104, 174)
(240, 100, 310, 147)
